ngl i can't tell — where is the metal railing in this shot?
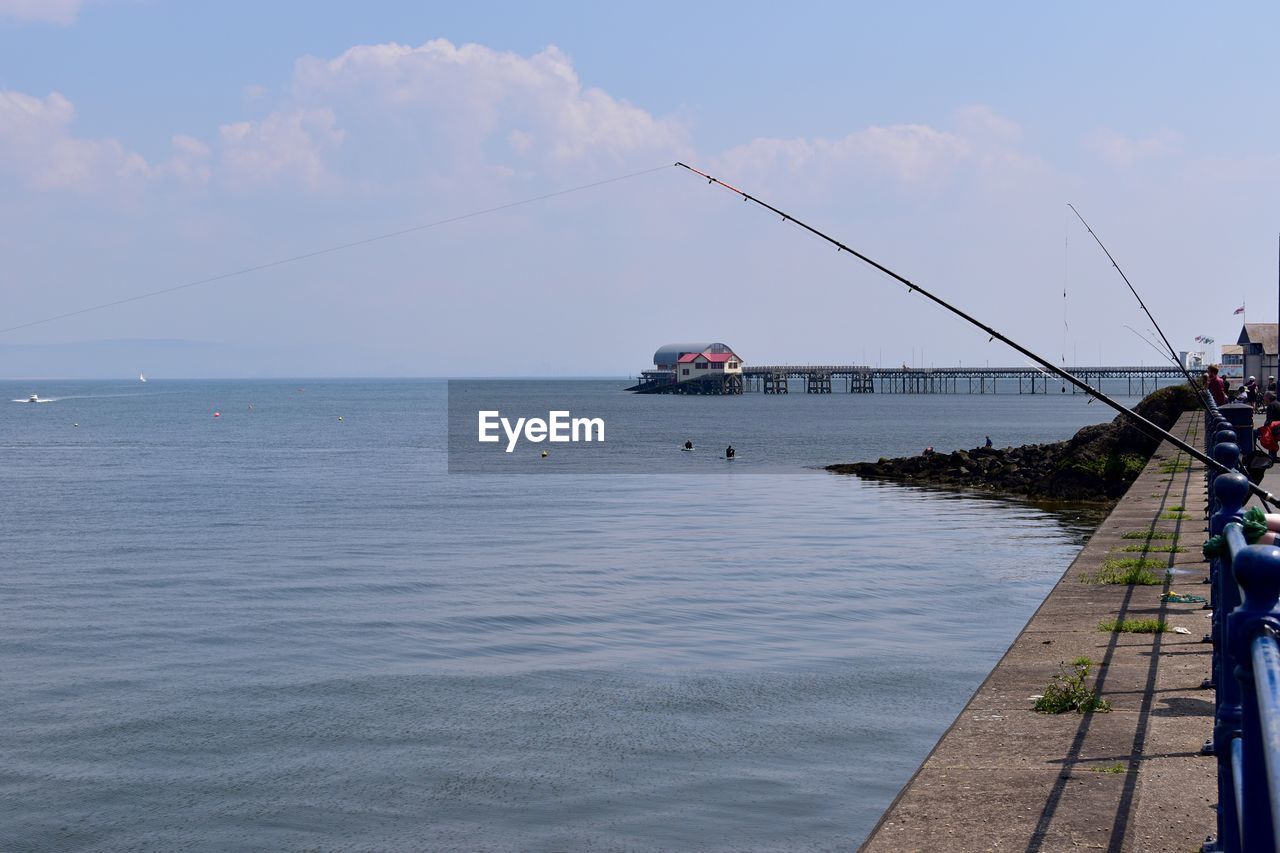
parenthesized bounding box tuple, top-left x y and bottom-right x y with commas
(1203, 399, 1280, 852)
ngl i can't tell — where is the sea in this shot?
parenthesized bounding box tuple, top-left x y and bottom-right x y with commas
(1, 378, 1161, 852)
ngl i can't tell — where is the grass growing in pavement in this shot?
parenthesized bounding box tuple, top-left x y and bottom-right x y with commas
(1160, 511, 1188, 520)
(1104, 557, 1168, 571)
(1085, 559, 1166, 585)
(1098, 618, 1168, 633)
(1118, 544, 1186, 553)
(1087, 762, 1128, 774)
(1122, 530, 1178, 540)
(1034, 658, 1111, 714)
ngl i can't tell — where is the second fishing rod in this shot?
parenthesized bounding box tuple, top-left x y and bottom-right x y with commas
(673, 161, 1273, 505)
(1068, 204, 1209, 400)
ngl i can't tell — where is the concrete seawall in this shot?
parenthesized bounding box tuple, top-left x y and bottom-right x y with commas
(861, 410, 1215, 851)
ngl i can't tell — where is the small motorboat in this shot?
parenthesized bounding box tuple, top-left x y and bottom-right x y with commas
(27, 394, 38, 403)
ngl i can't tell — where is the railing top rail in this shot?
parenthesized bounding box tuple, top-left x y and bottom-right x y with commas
(1248, 636, 1280, 851)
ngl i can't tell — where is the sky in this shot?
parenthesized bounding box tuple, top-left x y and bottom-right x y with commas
(3, 0, 1280, 378)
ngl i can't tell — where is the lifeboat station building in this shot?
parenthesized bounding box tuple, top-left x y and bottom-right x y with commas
(628, 342, 745, 394)
(1234, 323, 1279, 386)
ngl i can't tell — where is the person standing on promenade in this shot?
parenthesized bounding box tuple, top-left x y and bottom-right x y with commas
(1207, 364, 1228, 406)
(1265, 391, 1280, 424)
(1269, 376, 1277, 397)
(1244, 376, 1260, 406)
(1263, 392, 1280, 461)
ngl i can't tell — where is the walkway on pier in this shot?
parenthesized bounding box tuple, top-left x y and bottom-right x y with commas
(861, 411, 1214, 851)
(741, 365, 1182, 395)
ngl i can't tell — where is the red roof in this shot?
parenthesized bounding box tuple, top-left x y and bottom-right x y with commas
(678, 351, 737, 363)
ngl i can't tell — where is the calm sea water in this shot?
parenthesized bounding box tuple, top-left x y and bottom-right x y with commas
(1, 379, 1151, 851)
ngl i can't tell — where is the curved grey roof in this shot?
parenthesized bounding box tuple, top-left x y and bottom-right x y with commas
(653, 342, 736, 365)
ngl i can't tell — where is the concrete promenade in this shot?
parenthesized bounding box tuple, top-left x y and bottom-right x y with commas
(861, 411, 1218, 851)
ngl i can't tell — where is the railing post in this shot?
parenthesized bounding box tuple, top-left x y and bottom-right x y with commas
(1220, 404, 1256, 459)
(1227, 544, 1280, 850)
(1211, 475, 1249, 852)
(1210, 443, 1242, 618)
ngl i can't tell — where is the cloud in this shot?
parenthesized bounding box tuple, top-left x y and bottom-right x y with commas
(218, 108, 342, 190)
(714, 106, 1040, 192)
(1, 39, 687, 197)
(718, 124, 970, 186)
(279, 39, 687, 177)
(953, 104, 1021, 144)
(0, 0, 81, 25)
(1084, 129, 1182, 168)
(0, 89, 149, 190)
(155, 134, 211, 186)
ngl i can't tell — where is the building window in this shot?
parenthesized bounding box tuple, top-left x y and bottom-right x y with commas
(696, 362, 708, 369)
(682, 368, 689, 375)
(728, 361, 737, 369)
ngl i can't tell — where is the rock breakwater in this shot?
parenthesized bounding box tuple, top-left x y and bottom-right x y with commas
(826, 384, 1200, 502)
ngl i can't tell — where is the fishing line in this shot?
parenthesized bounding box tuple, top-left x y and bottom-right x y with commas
(1062, 208, 1069, 391)
(1, 163, 671, 336)
(1065, 207, 1266, 505)
(1124, 324, 1178, 364)
(674, 161, 1275, 504)
(1067, 205, 1204, 395)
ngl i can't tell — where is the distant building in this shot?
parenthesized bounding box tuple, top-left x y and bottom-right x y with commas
(675, 349, 742, 381)
(1235, 323, 1278, 384)
(1221, 344, 1244, 381)
(632, 342, 744, 394)
(647, 342, 743, 382)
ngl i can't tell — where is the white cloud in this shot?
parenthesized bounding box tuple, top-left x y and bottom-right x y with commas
(953, 104, 1021, 143)
(0, 89, 149, 190)
(155, 134, 211, 186)
(0, 0, 81, 25)
(284, 39, 687, 173)
(218, 108, 343, 191)
(1, 39, 687, 197)
(713, 106, 1045, 195)
(1085, 129, 1182, 168)
(718, 121, 971, 186)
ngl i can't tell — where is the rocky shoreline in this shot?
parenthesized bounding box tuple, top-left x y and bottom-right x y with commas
(826, 384, 1200, 503)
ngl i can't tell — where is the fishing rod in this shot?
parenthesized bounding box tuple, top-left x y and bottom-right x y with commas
(1068, 208, 1271, 505)
(673, 161, 1275, 504)
(1067, 204, 1207, 396)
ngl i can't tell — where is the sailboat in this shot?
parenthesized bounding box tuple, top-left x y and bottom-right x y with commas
(139, 372, 147, 383)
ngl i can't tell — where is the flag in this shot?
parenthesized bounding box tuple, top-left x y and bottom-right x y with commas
(1235, 306, 1246, 315)
(1194, 335, 1203, 342)
(1202, 337, 1215, 344)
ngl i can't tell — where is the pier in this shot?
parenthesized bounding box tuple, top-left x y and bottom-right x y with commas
(630, 364, 1184, 395)
(628, 342, 1185, 395)
(741, 365, 1184, 394)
